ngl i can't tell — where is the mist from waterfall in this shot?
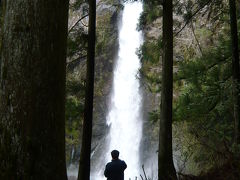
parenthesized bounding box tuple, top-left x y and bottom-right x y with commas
(105, 2, 143, 179)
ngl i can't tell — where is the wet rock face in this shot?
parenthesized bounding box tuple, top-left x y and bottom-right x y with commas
(90, 4, 121, 174)
(66, 0, 122, 172)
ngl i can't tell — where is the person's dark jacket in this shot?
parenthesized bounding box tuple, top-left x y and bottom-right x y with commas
(104, 159, 127, 180)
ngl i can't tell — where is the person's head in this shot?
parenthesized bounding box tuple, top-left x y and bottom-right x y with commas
(111, 150, 119, 160)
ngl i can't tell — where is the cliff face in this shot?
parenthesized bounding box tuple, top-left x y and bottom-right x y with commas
(91, 2, 121, 174)
(65, 0, 122, 173)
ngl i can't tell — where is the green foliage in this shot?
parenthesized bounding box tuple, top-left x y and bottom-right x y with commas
(65, 76, 85, 164)
(140, 38, 162, 63)
(149, 110, 160, 123)
(172, 32, 240, 172)
(138, 38, 162, 93)
(96, 11, 117, 56)
(66, 96, 84, 121)
(66, 75, 86, 97)
(65, 0, 119, 165)
(67, 31, 88, 59)
(65, 2, 88, 163)
(139, 0, 240, 173)
(138, 2, 162, 30)
(71, 0, 87, 11)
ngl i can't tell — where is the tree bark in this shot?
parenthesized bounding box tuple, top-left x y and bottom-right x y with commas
(78, 0, 96, 180)
(0, 0, 5, 51)
(158, 0, 177, 179)
(0, 0, 69, 179)
(229, 0, 240, 145)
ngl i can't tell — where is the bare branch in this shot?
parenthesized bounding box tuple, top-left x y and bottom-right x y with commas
(174, 0, 213, 37)
(68, 14, 88, 34)
(190, 20, 203, 55)
(142, 165, 148, 180)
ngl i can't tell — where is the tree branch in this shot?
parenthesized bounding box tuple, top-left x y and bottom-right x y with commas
(67, 55, 87, 66)
(190, 20, 203, 55)
(174, 0, 213, 37)
(68, 14, 88, 34)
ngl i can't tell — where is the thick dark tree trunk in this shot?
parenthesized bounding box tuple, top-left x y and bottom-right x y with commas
(0, 0, 4, 49)
(78, 0, 96, 180)
(0, 0, 69, 179)
(158, 0, 177, 179)
(229, 0, 240, 145)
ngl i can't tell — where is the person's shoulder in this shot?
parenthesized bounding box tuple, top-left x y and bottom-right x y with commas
(106, 161, 113, 165)
(119, 159, 127, 169)
(119, 159, 126, 164)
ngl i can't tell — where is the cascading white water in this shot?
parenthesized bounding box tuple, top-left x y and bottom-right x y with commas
(105, 2, 143, 179)
(68, 2, 144, 180)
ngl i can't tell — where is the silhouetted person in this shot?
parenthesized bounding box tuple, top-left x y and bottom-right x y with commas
(104, 150, 127, 180)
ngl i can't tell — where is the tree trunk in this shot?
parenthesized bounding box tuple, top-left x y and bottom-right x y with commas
(78, 0, 96, 179)
(0, 0, 69, 179)
(229, 0, 240, 145)
(0, 0, 5, 51)
(158, 0, 177, 179)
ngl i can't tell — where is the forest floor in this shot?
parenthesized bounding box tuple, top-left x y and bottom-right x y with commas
(67, 160, 240, 180)
(179, 160, 240, 180)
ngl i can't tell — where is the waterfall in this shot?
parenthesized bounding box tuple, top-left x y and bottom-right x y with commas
(68, 2, 143, 180)
(105, 2, 143, 179)
(91, 2, 143, 180)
